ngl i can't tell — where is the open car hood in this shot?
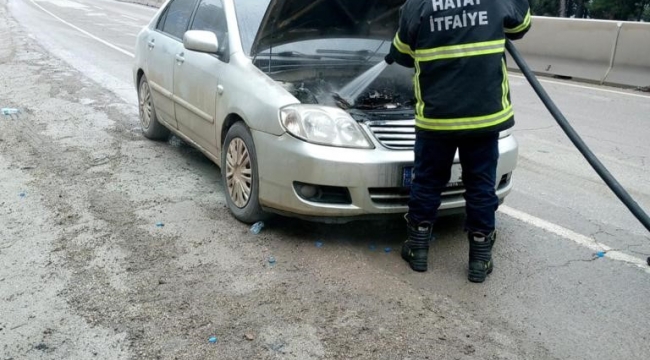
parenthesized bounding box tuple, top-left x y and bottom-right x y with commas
(251, 0, 405, 55)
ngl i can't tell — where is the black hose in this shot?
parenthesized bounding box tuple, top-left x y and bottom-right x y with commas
(505, 40, 650, 233)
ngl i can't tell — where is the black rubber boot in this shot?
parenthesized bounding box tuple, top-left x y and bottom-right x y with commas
(468, 231, 496, 283)
(401, 216, 433, 272)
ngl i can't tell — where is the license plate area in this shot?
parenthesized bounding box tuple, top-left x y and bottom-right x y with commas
(402, 165, 463, 188)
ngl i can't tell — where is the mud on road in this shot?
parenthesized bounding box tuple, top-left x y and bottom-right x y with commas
(0, 3, 555, 359)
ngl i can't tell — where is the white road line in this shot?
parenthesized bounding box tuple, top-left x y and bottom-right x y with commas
(28, 0, 135, 58)
(121, 14, 138, 21)
(500, 205, 650, 273)
(510, 74, 650, 99)
(120, 23, 145, 29)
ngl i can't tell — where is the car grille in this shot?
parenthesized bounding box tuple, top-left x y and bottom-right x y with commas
(369, 174, 511, 207)
(366, 119, 415, 150)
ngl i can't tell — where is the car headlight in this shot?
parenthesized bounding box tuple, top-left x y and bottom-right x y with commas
(280, 105, 374, 149)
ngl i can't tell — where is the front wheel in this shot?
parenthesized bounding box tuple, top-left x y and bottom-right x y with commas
(221, 122, 267, 224)
(138, 75, 170, 140)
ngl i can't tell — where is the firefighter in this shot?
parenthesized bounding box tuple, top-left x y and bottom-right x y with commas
(385, 0, 531, 282)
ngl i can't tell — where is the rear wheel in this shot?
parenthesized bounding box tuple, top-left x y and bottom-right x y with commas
(221, 122, 267, 224)
(138, 75, 170, 140)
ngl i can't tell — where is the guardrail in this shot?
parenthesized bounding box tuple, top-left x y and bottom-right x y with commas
(507, 16, 650, 88)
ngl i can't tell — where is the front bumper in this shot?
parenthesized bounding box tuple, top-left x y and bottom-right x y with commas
(253, 130, 518, 222)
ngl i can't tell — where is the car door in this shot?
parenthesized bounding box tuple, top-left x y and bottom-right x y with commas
(146, 0, 198, 129)
(172, 0, 228, 155)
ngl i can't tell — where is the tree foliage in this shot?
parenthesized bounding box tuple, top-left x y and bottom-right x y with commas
(590, 0, 648, 20)
(641, 1, 650, 22)
(529, 0, 649, 20)
(530, 0, 561, 16)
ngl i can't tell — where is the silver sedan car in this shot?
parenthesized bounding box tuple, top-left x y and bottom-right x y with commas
(133, 0, 518, 223)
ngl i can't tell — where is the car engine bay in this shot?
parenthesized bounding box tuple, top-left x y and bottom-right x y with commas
(278, 76, 414, 111)
(269, 65, 416, 112)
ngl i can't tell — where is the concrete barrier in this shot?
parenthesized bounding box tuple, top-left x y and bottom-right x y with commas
(603, 22, 650, 87)
(506, 17, 620, 84)
(507, 16, 650, 88)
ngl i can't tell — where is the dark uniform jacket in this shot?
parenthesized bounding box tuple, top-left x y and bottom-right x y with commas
(388, 0, 531, 136)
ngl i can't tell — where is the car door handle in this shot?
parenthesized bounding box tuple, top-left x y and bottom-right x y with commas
(217, 85, 224, 95)
(175, 53, 185, 64)
(147, 39, 155, 49)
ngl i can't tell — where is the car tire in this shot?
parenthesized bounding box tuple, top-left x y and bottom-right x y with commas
(138, 75, 170, 140)
(221, 122, 267, 224)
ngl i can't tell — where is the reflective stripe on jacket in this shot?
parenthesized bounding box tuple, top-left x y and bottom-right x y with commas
(389, 0, 531, 134)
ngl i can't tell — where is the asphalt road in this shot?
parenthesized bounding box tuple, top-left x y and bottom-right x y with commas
(2, 0, 649, 359)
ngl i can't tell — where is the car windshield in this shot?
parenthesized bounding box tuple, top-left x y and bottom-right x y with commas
(233, 0, 391, 59)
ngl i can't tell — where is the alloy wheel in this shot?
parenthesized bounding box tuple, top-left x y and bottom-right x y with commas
(139, 81, 152, 129)
(226, 138, 252, 208)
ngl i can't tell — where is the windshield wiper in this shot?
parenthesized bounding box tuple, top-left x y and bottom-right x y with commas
(257, 50, 377, 62)
(316, 49, 372, 56)
(256, 51, 322, 59)
(317, 40, 389, 61)
(315, 49, 377, 60)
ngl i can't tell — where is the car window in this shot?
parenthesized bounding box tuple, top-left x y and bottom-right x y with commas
(233, 0, 269, 55)
(161, 0, 198, 39)
(190, 0, 227, 49)
(156, 5, 169, 30)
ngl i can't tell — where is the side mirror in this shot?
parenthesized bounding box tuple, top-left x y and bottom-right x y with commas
(183, 30, 219, 54)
